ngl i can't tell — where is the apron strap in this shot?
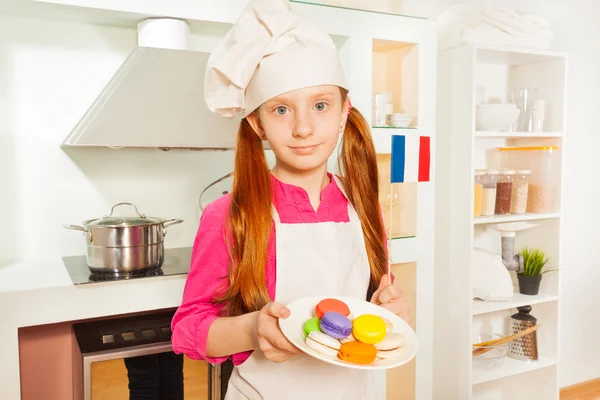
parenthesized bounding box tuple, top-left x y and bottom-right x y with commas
(331, 175, 361, 224)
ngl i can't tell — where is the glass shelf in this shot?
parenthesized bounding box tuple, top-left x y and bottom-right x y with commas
(290, 0, 426, 19)
(373, 126, 417, 130)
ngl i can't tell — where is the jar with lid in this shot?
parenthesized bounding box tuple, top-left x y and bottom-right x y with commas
(511, 170, 531, 214)
(498, 146, 558, 213)
(474, 170, 485, 217)
(481, 170, 498, 216)
(495, 170, 515, 214)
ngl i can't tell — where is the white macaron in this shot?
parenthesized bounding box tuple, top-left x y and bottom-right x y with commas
(374, 332, 405, 359)
(306, 331, 341, 357)
(380, 316, 394, 332)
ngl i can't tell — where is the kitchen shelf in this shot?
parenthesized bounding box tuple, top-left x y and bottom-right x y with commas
(290, 0, 426, 19)
(374, 126, 418, 129)
(472, 292, 558, 315)
(474, 213, 560, 225)
(472, 356, 557, 385)
(475, 131, 563, 138)
(390, 236, 419, 264)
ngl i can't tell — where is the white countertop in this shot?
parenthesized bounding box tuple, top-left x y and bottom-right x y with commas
(0, 251, 190, 399)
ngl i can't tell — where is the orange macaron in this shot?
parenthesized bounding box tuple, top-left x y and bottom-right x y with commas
(315, 298, 350, 319)
(338, 341, 377, 364)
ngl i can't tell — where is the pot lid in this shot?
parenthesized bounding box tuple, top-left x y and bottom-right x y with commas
(85, 203, 164, 227)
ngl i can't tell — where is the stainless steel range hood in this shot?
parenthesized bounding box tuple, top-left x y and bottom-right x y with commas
(62, 18, 240, 150)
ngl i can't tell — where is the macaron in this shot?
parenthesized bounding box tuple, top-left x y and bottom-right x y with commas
(306, 331, 341, 357)
(352, 314, 386, 344)
(380, 316, 394, 332)
(315, 298, 350, 318)
(374, 333, 405, 359)
(338, 341, 377, 364)
(303, 317, 322, 336)
(340, 334, 356, 344)
(320, 311, 352, 340)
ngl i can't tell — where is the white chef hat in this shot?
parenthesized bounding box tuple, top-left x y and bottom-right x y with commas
(204, 0, 348, 119)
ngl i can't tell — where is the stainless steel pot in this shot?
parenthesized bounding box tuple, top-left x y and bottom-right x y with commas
(64, 202, 183, 273)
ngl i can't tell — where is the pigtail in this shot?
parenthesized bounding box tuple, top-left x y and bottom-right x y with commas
(217, 118, 273, 316)
(338, 90, 388, 300)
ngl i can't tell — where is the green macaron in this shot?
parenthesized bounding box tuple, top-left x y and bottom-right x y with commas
(303, 317, 322, 336)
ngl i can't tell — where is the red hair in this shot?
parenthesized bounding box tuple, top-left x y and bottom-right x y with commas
(218, 88, 387, 316)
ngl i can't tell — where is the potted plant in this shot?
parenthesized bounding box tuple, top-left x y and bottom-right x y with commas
(518, 248, 554, 295)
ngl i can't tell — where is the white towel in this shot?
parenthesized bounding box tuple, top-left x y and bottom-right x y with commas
(435, 2, 554, 50)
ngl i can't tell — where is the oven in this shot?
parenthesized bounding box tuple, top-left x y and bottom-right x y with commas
(74, 310, 234, 400)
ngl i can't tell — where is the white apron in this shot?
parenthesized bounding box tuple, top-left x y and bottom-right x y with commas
(225, 176, 378, 400)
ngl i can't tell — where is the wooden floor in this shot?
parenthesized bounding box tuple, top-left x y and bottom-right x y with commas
(561, 379, 600, 400)
(91, 356, 209, 399)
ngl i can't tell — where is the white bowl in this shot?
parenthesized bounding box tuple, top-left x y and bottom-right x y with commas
(476, 104, 520, 131)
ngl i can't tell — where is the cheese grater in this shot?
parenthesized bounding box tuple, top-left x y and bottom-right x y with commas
(509, 305, 539, 361)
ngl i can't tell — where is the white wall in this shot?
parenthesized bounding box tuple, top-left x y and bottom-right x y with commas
(0, 15, 236, 264)
(399, 0, 600, 388)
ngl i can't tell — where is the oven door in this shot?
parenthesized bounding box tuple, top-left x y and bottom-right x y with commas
(74, 311, 220, 400)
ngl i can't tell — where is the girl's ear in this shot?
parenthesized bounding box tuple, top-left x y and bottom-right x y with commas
(340, 97, 350, 131)
(246, 111, 267, 140)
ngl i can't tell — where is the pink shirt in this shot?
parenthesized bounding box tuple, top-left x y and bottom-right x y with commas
(171, 173, 382, 365)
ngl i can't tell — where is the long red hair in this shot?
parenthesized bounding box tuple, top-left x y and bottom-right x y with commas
(218, 88, 387, 316)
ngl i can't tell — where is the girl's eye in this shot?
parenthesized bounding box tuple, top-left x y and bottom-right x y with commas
(276, 106, 288, 115)
(315, 102, 327, 111)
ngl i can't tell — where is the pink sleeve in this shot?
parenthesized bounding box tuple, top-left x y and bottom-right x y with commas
(171, 197, 251, 364)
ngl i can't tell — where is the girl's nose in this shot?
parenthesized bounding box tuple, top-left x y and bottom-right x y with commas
(292, 109, 314, 139)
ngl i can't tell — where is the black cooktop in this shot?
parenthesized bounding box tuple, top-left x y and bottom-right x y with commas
(63, 247, 192, 285)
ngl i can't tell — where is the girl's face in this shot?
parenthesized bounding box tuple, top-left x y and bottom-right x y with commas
(247, 85, 348, 174)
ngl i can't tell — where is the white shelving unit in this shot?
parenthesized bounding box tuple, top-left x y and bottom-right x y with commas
(434, 44, 567, 400)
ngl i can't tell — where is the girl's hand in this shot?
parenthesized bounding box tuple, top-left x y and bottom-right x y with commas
(370, 275, 411, 323)
(251, 302, 302, 363)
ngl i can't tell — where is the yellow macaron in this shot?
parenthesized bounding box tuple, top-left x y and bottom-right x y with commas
(352, 314, 386, 344)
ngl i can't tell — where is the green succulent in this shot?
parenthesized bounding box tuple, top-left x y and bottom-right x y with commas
(520, 248, 553, 277)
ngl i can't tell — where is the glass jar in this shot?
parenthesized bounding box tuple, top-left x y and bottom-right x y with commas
(481, 170, 498, 216)
(495, 170, 515, 214)
(474, 170, 485, 217)
(499, 146, 558, 213)
(510, 170, 531, 214)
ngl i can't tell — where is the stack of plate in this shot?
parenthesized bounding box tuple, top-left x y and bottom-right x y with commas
(387, 113, 412, 127)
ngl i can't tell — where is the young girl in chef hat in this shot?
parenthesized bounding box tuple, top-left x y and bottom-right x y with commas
(172, 0, 409, 398)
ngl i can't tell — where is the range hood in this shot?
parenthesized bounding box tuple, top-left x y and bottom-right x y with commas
(62, 18, 240, 150)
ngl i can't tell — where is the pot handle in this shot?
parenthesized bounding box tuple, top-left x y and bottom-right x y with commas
(163, 219, 184, 229)
(63, 224, 87, 232)
(63, 224, 93, 242)
(163, 219, 184, 236)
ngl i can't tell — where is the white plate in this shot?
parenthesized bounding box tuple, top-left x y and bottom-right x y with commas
(278, 296, 418, 370)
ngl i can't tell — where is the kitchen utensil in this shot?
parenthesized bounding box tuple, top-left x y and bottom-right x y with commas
(509, 305, 539, 361)
(472, 324, 540, 356)
(476, 103, 520, 131)
(278, 296, 418, 370)
(472, 333, 508, 370)
(63, 202, 183, 273)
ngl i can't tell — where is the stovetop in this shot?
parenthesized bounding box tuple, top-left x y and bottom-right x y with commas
(63, 247, 192, 285)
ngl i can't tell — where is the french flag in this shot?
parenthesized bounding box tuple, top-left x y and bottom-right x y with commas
(390, 135, 430, 183)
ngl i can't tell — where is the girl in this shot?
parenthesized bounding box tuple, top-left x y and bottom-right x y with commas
(172, 0, 410, 398)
